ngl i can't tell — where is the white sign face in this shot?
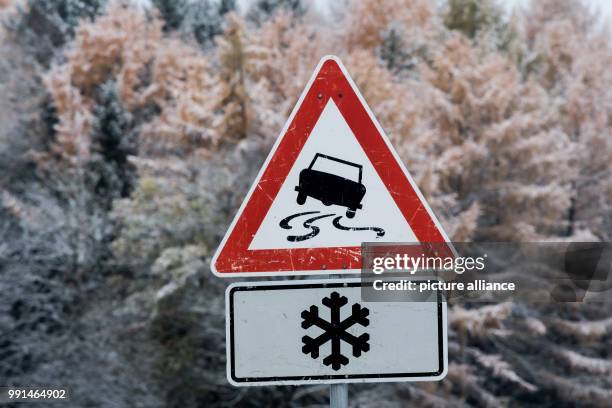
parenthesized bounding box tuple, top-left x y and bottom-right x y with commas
(248, 100, 417, 250)
(226, 279, 448, 386)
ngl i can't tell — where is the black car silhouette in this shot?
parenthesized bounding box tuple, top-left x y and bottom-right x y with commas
(295, 153, 366, 218)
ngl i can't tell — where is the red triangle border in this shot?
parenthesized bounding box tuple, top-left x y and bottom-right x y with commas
(213, 57, 451, 276)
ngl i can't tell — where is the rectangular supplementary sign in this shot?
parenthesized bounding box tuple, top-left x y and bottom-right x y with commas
(226, 279, 447, 386)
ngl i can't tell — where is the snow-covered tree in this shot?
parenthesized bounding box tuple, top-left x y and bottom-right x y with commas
(419, 34, 577, 240)
(343, 0, 437, 53)
(89, 80, 136, 206)
(443, 0, 504, 39)
(180, 0, 235, 47)
(138, 39, 221, 154)
(152, 0, 186, 30)
(247, 0, 306, 25)
(7, 0, 106, 65)
(514, 0, 612, 239)
(214, 13, 254, 143)
(378, 24, 413, 73)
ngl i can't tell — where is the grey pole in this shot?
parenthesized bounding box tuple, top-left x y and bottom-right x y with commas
(328, 272, 348, 408)
(330, 383, 348, 408)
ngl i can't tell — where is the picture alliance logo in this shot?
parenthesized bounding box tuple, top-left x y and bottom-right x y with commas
(371, 253, 487, 275)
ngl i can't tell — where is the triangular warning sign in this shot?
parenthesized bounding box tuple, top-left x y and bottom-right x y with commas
(212, 56, 452, 277)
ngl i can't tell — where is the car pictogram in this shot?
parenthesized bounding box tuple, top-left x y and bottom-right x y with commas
(294, 153, 366, 218)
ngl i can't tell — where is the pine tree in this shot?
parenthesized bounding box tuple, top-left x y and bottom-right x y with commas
(247, 0, 306, 25)
(215, 13, 253, 143)
(378, 24, 414, 73)
(89, 80, 136, 207)
(154, 0, 236, 46)
(443, 0, 503, 39)
(9, 0, 106, 65)
(180, 0, 236, 47)
(152, 0, 187, 31)
(218, 0, 235, 15)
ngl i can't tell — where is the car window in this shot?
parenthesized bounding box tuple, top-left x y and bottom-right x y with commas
(311, 155, 360, 182)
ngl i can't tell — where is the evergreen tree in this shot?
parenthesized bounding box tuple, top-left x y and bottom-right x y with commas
(47, 0, 104, 31)
(9, 0, 106, 65)
(377, 24, 415, 73)
(218, 0, 235, 15)
(443, 0, 503, 39)
(180, 0, 236, 47)
(215, 14, 252, 142)
(89, 80, 136, 207)
(247, 0, 306, 25)
(152, 0, 187, 31)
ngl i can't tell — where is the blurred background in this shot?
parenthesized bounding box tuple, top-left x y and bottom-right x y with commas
(0, 0, 611, 406)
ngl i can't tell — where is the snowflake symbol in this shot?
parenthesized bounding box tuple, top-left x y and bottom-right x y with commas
(301, 291, 370, 370)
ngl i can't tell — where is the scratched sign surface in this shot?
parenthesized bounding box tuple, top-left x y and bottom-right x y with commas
(226, 279, 448, 386)
(212, 56, 452, 277)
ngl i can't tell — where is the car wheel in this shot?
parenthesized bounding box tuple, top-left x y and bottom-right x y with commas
(346, 209, 356, 218)
(297, 193, 307, 205)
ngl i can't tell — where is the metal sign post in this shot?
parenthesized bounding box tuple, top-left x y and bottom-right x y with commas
(330, 383, 348, 408)
(329, 272, 348, 408)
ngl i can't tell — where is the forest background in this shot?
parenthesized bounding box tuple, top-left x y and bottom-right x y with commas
(0, 0, 611, 406)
